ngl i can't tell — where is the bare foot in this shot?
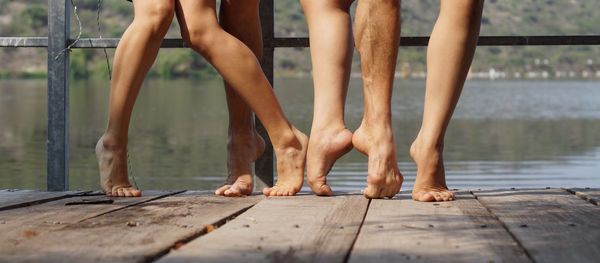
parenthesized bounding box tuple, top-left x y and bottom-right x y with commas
(95, 135, 141, 197)
(215, 132, 265, 197)
(307, 127, 353, 196)
(263, 128, 309, 196)
(409, 137, 455, 202)
(352, 124, 403, 199)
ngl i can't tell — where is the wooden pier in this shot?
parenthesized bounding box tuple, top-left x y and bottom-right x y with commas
(0, 188, 598, 263)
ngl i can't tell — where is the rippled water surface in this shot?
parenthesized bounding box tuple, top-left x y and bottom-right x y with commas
(1, 78, 599, 191)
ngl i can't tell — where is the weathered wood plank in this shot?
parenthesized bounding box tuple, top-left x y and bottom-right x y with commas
(0, 190, 181, 258)
(349, 192, 531, 263)
(158, 194, 369, 263)
(474, 189, 600, 263)
(0, 190, 87, 211)
(0, 192, 261, 263)
(564, 188, 600, 205)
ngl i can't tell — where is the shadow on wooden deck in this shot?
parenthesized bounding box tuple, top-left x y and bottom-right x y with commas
(0, 188, 598, 263)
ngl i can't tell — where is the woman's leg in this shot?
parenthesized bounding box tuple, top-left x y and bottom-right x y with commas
(214, 0, 265, 197)
(300, 0, 354, 196)
(352, 0, 403, 199)
(96, 0, 175, 197)
(410, 0, 483, 202)
(175, 0, 308, 196)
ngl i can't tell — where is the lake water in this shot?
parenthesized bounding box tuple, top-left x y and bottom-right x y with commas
(1, 78, 599, 191)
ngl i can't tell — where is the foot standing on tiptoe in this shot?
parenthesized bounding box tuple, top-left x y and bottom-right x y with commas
(411, 0, 484, 202)
(301, 0, 403, 198)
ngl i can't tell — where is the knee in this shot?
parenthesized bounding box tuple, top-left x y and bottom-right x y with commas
(183, 26, 221, 56)
(134, 1, 175, 34)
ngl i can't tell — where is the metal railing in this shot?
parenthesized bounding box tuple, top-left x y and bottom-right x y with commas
(1, 0, 600, 191)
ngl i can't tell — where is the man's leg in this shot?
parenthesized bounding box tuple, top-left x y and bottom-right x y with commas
(214, 0, 265, 197)
(300, 0, 354, 196)
(352, 0, 403, 199)
(175, 0, 308, 196)
(411, 0, 483, 202)
(96, 0, 175, 197)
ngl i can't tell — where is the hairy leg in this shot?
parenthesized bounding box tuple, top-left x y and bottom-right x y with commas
(96, 0, 175, 197)
(175, 0, 307, 196)
(300, 0, 355, 196)
(352, 0, 403, 199)
(411, 0, 483, 202)
(214, 0, 265, 197)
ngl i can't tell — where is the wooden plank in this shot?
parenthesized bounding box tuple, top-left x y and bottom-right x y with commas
(349, 192, 530, 263)
(0, 191, 181, 247)
(564, 188, 600, 205)
(158, 194, 369, 263)
(0, 190, 88, 211)
(0, 192, 261, 263)
(474, 189, 600, 263)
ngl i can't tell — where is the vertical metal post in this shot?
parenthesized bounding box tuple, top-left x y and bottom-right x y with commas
(255, 0, 275, 190)
(47, 0, 71, 191)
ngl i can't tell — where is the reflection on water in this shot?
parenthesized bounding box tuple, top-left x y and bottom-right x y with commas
(1, 78, 599, 190)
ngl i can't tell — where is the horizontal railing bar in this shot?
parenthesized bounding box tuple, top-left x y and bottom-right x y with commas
(2, 35, 600, 48)
(0, 37, 48, 47)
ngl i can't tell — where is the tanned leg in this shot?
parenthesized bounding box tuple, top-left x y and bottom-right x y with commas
(175, 0, 308, 196)
(352, 0, 403, 199)
(214, 0, 266, 197)
(96, 0, 175, 197)
(300, 0, 355, 196)
(411, 0, 483, 202)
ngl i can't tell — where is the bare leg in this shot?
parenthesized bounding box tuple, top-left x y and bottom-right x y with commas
(175, 0, 308, 196)
(214, 0, 265, 197)
(96, 0, 174, 197)
(410, 0, 483, 202)
(300, 0, 354, 196)
(352, 0, 403, 199)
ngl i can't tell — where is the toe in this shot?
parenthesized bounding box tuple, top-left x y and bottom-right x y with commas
(215, 185, 231, 196)
(116, 188, 125, 197)
(226, 185, 242, 197)
(262, 187, 272, 196)
(132, 189, 141, 197)
(363, 185, 382, 199)
(414, 191, 435, 202)
(432, 192, 444, 202)
(124, 189, 133, 197)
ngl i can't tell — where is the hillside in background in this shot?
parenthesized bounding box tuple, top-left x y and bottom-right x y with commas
(1, 0, 599, 79)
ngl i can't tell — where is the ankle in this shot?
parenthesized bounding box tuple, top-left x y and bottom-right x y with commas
(413, 134, 444, 152)
(99, 133, 127, 152)
(310, 123, 348, 135)
(358, 121, 394, 140)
